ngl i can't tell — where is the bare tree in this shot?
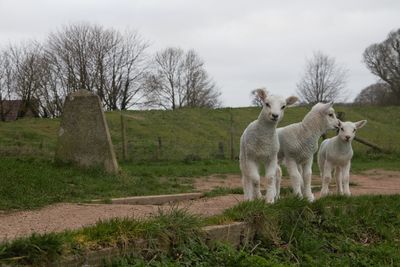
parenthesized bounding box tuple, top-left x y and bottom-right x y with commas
(354, 83, 392, 105)
(7, 42, 45, 116)
(363, 29, 400, 104)
(36, 54, 64, 117)
(103, 30, 149, 110)
(0, 23, 150, 116)
(46, 23, 149, 111)
(181, 50, 220, 108)
(145, 47, 220, 109)
(0, 51, 14, 120)
(297, 51, 348, 104)
(145, 47, 184, 110)
(250, 88, 265, 107)
(46, 23, 97, 94)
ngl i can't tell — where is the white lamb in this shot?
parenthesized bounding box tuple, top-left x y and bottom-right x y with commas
(276, 102, 339, 202)
(318, 120, 367, 196)
(240, 88, 298, 203)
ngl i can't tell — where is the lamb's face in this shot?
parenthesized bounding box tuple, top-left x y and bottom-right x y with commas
(314, 102, 339, 130)
(325, 107, 339, 130)
(263, 95, 288, 123)
(337, 120, 367, 142)
(255, 88, 298, 123)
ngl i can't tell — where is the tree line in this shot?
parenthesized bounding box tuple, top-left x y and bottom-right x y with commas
(1, 23, 399, 121)
(294, 28, 400, 106)
(0, 23, 220, 120)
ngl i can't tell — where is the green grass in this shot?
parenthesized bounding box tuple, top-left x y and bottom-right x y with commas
(0, 105, 400, 211)
(0, 151, 398, 211)
(0, 208, 203, 266)
(203, 186, 243, 197)
(0, 157, 240, 210)
(1, 105, 400, 161)
(1, 195, 399, 266)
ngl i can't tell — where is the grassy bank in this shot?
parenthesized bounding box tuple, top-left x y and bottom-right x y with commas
(1, 153, 399, 211)
(0, 105, 399, 210)
(0, 158, 239, 210)
(1, 105, 399, 161)
(1, 195, 399, 266)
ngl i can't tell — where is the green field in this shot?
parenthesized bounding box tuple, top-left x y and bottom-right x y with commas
(1, 105, 400, 161)
(1, 105, 400, 266)
(0, 105, 399, 210)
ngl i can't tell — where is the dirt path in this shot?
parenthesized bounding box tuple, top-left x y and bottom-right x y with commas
(1, 169, 399, 242)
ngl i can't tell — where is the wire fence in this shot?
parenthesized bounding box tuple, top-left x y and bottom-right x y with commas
(115, 124, 237, 162)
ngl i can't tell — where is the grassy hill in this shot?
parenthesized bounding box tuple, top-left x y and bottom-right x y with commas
(0, 105, 399, 210)
(1, 105, 399, 162)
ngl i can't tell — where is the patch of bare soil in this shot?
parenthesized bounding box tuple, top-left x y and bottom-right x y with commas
(1, 169, 399, 242)
(350, 169, 400, 195)
(0, 195, 243, 242)
(194, 169, 400, 196)
(194, 174, 245, 191)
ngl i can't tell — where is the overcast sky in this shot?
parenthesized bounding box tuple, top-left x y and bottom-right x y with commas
(0, 0, 399, 107)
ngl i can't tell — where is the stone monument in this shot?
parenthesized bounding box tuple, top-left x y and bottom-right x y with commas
(55, 90, 119, 174)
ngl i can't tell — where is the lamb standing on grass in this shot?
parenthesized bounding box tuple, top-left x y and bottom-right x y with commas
(318, 120, 367, 196)
(276, 102, 339, 202)
(240, 88, 298, 203)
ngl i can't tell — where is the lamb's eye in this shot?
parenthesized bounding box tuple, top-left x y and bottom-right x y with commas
(340, 128, 344, 131)
(281, 105, 286, 110)
(328, 113, 334, 117)
(265, 103, 270, 107)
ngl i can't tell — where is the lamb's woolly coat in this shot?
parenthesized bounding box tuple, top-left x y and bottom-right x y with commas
(319, 137, 354, 170)
(239, 91, 298, 203)
(240, 102, 281, 203)
(318, 120, 367, 196)
(276, 102, 338, 201)
(240, 113, 279, 165)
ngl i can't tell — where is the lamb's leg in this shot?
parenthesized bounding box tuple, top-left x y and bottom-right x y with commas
(265, 157, 278, 204)
(318, 152, 324, 181)
(298, 164, 304, 191)
(321, 161, 333, 197)
(285, 158, 303, 198)
(275, 165, 282, 201)
(302, 157, 315, 202)
(240, 158, 251, 200)
(241, 175, 251, 200)
(241, 160, 261, 200)
(342, 162, 351, 196)
(334, 166, 343, 195)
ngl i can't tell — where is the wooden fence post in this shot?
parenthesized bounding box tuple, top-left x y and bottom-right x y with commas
(230, 111, 235, 160)
(157, 136, 162, 159)
(120, 114, 128, 161)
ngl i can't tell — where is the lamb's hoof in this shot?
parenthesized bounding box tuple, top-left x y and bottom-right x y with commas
(266, 197, 275, 204)
(320, 193, 327, 198)
(344, 191, 351, 197)
(306, 193, 315, 202)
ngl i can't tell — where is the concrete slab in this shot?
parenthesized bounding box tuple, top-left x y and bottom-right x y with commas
(91, 192, 204, 205)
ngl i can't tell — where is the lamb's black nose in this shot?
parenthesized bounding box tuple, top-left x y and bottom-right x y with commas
(345, 135, 351, 141)
(272, 113, 279, 120)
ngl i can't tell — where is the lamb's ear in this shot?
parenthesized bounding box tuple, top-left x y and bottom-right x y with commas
(355, 120, 367, 129)
(255, 88, 267, 102)
(285, 96, 298, 106)
(320, 101, 334, 113)
(324, 101, 334, 110)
